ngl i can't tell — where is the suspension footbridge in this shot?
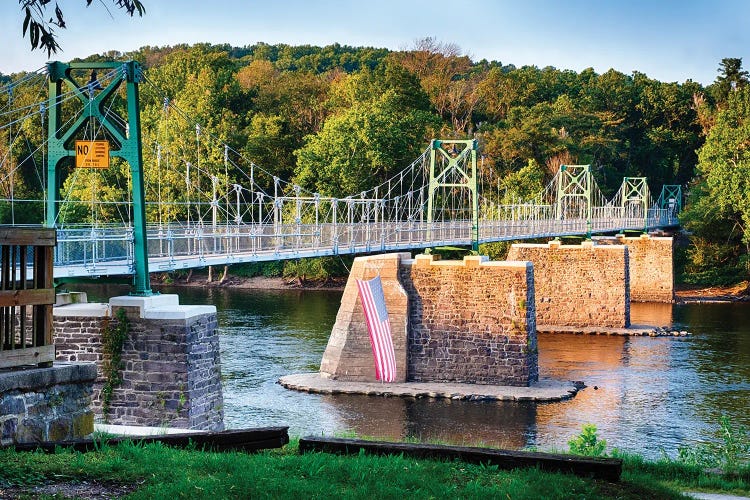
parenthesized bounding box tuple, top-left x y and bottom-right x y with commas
(0, 61, 681, 294)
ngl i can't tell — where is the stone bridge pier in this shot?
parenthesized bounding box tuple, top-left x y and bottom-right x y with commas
(321, 236, 673, 385)
(320, 253, 538, 387)
(595, 234, 674, 303)
(507, 234, 674, 332)
(507, 240, 631, 329)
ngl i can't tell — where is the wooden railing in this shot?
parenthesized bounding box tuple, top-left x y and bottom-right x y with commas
(0, 227, 55, 368)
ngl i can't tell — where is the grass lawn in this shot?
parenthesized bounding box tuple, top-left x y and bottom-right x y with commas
(0, 438, 748, 499)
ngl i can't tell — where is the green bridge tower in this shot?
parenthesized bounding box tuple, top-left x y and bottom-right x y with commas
(427, 139, 479, 251)
(46, 61, 152, 295)
(556, 164, 593, 238)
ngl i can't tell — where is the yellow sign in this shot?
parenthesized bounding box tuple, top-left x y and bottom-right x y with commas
(75, 140, 110, 169)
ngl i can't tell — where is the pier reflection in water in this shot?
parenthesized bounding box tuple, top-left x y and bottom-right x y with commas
(323, 394, 535, 449)
(79, 285, 750, 458)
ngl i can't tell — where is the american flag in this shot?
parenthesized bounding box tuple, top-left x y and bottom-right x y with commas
(355, 276, 397, 382)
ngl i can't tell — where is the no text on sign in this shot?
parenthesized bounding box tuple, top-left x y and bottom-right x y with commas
(75, 140, 110, 169)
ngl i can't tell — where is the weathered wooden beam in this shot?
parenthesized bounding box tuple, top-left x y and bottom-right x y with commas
(299, 437, 622, 482)
(0, 228, 56, 247)
(0, 289, 55, 307)
(4, 427, 290, 454)
(0, 345, 55, 369)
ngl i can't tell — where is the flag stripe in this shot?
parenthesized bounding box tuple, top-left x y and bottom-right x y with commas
(356, 279, 382, 379)
(360, 283, 382, 379)
(356, 276, 396, 382)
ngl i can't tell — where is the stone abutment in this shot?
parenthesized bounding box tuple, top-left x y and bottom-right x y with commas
(53, 294, 224, 430)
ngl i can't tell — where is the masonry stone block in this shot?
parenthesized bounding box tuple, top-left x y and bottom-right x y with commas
(0, 363, 96, 445)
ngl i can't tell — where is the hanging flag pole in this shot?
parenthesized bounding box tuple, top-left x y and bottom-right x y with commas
(355, 276, 397, 383)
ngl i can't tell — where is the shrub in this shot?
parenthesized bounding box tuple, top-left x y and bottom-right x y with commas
(568, 424, 607, 457)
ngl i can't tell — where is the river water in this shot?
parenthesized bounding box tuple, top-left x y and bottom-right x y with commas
(84, 285, 750, 458)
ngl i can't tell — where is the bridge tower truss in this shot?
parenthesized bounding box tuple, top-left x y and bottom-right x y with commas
(555, 164, 593, 238)
(46, 61, 152, 295)
(658, 185, 682, 217)
(427, 139, 478, 251)
(620, 177, 650, 233)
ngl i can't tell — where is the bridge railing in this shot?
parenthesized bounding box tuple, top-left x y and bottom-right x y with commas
(143, 221, 473, 261)
(51, 208, 680, 276)
(55, 226, 133, 269)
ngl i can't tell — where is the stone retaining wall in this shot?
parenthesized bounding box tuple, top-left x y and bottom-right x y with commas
(54, 295, 224, 430)
(0, 363, 96, 445)
(320, 253, 538, 387)
(507, 241, 630, 328)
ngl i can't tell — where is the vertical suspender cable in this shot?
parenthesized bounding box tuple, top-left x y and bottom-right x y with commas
(195, 123, 201, 225)
(224, 144, 229, 232)
(157, 144, 162, 226)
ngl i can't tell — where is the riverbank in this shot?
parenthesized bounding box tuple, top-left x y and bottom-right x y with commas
(154, 273, 347, 291)
(676, 281, 750, 303)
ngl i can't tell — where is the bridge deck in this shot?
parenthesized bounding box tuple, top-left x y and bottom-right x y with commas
(50, 215, 677, 278)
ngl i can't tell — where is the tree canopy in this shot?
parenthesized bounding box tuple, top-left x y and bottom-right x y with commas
(3, 40, 749, 283)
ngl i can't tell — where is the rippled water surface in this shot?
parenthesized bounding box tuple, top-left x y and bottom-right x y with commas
(83, 285, 750, 457)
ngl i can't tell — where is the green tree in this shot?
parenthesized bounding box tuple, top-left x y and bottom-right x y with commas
(294, 62, 439, 196)
(632, 73, 702, 187)
(139, 46, 245, 222)
(683, 86, 750, 284)
(712, 57, 750, 104)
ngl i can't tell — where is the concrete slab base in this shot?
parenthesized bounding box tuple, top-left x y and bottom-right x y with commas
(537, 324, 691, 337)
(279, 373, 581, 402)
(95, 424, 202, 437)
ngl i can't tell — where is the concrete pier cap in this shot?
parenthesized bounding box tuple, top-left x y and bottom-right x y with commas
(109, 294, 216, 319)
(53, 294, 217, 320)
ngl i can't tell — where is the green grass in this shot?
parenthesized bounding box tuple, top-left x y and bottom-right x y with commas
(1, 438, 748, 499)
(619, 451, 750, 497)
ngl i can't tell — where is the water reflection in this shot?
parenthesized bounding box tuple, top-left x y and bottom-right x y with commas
(631, 302, 673, 326)
(323, 394, 535, 448)
(71, 285, 750, 458)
